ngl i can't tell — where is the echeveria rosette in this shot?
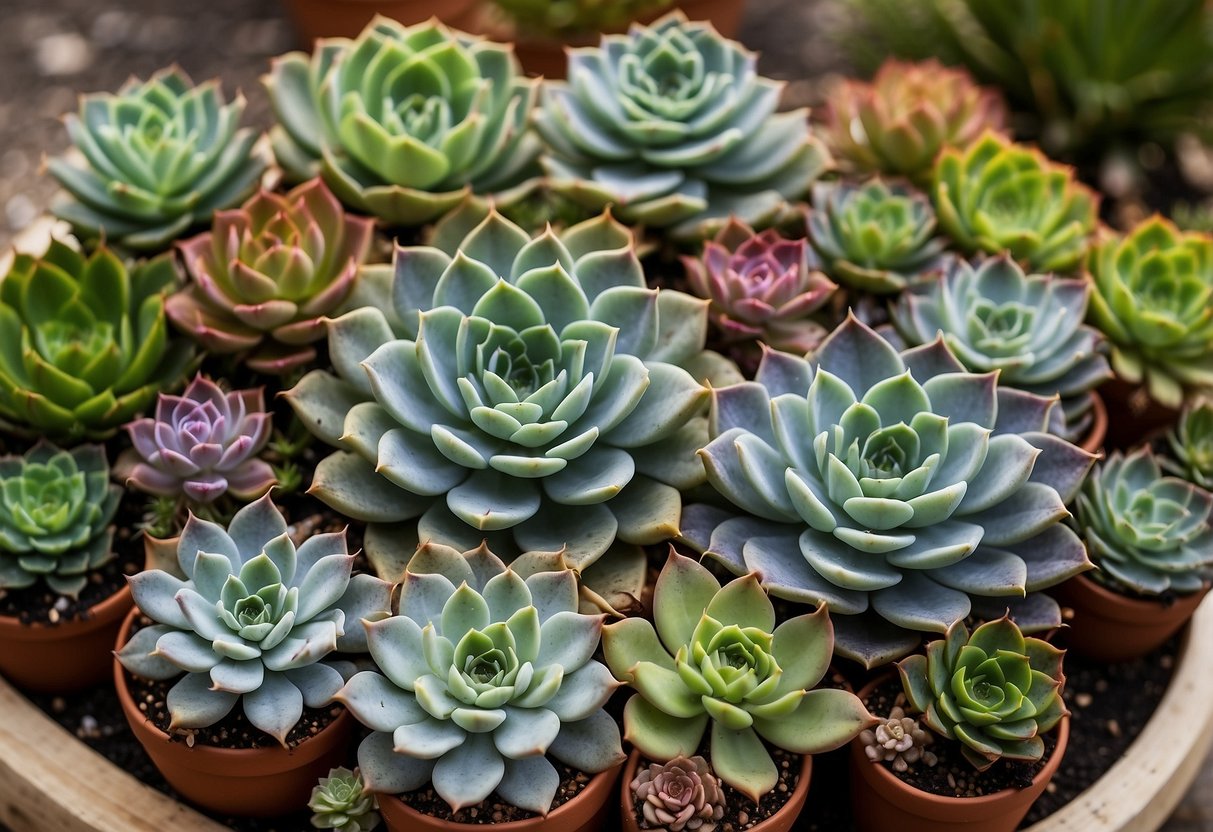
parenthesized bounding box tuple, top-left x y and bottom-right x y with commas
(116, 495, 392, 745)
(47, 67, 266, 252)
(807, 178, 946, 294)
(1167, 401, 1213, 489)
(1074, 449, 1213, 597)
(264, 17, 540, 226)
(631, 755, 725, 832)
(603, 553, 875, 801)
(286, 206, 718, 579)
(0, 442, 120, 597)
(534, 12, 830, 239)
(0, 241, 195, 441)
(115, 376, 275, 504)
(820, 59, 1009, 184)
(683, 218, 837, 354)
(170, 179, 374, 375)
(340, 542, 625, 814)
(309, 767, 380, 832)
(934, 131, 1098, 274)
(898, 617, 1067, 771)
(682, 315, 1097, 667)
(891, 256, 1112, 441)
(1086, 217, 1213, 409)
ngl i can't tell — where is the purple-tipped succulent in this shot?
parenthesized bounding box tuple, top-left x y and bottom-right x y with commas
(116, 376, 275, 504)
(683, 218, 836, 354)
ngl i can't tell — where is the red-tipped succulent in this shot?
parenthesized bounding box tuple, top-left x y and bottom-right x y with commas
(116, 376, 275, 504)
(168, 178, 374, 375)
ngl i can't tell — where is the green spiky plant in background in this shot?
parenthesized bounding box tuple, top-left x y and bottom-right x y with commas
(487, 0, 673, 37)
(1167, 401, 1213, 489)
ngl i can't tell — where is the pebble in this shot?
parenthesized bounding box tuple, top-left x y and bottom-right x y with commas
(1074, 692, 1093, 708)
(1106, 719, 1122, 738)
(50, 697, 66, 714)
(34, 32, 93, 77)
(737, 810, 749, 826)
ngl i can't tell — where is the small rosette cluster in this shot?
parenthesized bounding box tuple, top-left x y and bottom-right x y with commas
(1168, 401, 1213, 489)
(859, 705, 936, 772)
(170, 180, 374, 375)
(899, 617, 1067, 771)
(117, 495, 392, 744)
(309, 767, 380, 832)
(631, 755, 725, 832)
(341, 543, 625, 814)
(536, 12, 829, 238)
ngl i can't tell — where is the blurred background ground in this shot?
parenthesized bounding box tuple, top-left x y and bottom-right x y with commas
(0, 0, 1209, 828)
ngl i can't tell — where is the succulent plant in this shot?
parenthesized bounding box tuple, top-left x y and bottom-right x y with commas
(47, 67, 266, 252)
(534, 12, 829, 239)
(310, 767, 380, 832)
(0, 442, 121, 597)
(603, 553, 874, 801)
(286, 204, 719, 577)
(631, 755, 725, 832)
(890, 255, 1111, 441)
(340, 542, 625, 813)
(819, 59, 1008, 184)
(169, 179, 374, 375)
(807, 178, 946, 294)
(0, 240, 195, 440)
(264, 17, 540, 227)
(680, 315, 1097, 667)
(115, 376, 275, 505)
(1086, 217, 1213, 409)
(859, 704, 937, 773)
(1167, 401, 1213, 489)
(489, 0, 672, 37)
(116, 495, 392, 744)
(682, 218, 836, 354)
(933, 132, 1097, 274)
(1074, 448, 1213, 597)
(898, 616, 1067, 771)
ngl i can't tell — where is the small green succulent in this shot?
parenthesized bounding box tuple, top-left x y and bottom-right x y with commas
(1167, 401, 1213, 489)
(310, 767, 380, 832)
(1074, 448, 1213, 597)
(265, 17, 540, 226)
(47, 67, 266, 252)
(807, 178, 946, 294)
(899, 616, 1067, 771)
(340, 542, 625, 813)
(603, 552, 874, 801)
(0, 442, 121, 597)
(1086, 217, 1213, 409)
(535, 12, 829, 239)
(933, 132, 1098, 274)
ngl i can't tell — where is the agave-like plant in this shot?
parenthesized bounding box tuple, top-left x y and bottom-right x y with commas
(339, 542, 625, 813)
(534, 11, 829, 238)
(819, 59, 1008, 184)
(46, 67, 266, 252)
(890, 256, 1111, 441)
(0, 442, 121, 597)
(603, 553, 874, 801)
(0, 241, 195, 440)
(1086, 217, 1213, 408)
(807, 178, 946, 294)
(116, 495, 392, 744)
(934, 131, 1098, 273)
(264, 17, 540, 226)
(1167, 401, 1213, 489)
(1074, 448, 1213, 596)
(681, 315, 1097, 667)
(899, 616, 1067, 771)
(169, 179, 375, 375)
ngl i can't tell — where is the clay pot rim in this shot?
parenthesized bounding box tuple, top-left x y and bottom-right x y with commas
(0, 582, 132, 640)
(1068, 572, 1211, 620)
(1078, 389, 1107, 455)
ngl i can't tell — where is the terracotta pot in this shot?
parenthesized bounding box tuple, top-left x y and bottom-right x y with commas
(1078, 389, 1107, 454)
(619, 747, 811, 832)
(113, 608, 352, 817)
(1098, 377, 1179, 451)
(1051, 573, 1209, 663)
(282, 0, 479, 44)
(379, 760, 623, 832)
(850, 675, 1068, 832)
(0, 583, 132, 693)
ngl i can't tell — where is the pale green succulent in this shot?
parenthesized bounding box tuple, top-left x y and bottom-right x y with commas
(603, 552, 874, 801)
(1167, 401, 1213, 489)
(340, 543, 625, 813)
(310, 767, 380, 832)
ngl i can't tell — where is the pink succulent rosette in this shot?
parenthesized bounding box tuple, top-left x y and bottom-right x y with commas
(168, 178, 374, 375)
(116, 376, 274, 503)
(684, 218, 836, 354)
(631, 755, 725, 832)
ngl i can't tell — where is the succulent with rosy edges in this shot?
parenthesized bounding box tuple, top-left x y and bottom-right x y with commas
(630, 755, 725, 832)
(859, 704, 936, 772)
(309, 767, 380, 832)
(1167, 401, 1213, 489)
(170, 179, 374, 375)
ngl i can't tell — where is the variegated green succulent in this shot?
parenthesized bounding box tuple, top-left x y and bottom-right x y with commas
(1167, 401, 1213, 489)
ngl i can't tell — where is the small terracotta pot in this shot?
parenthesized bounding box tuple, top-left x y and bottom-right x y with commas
(378, 760, 623, 832)
(850, 675, 1068, 832)
(1098, 377, 1179, 451)
(0, 584, 132, 693)
(1051, 573, 1209, 663)
(283, 0, 479, 44)
(1078, 390, 1107, 455)
(620, 747, 811, 832)
(114, 608, 352, 817)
